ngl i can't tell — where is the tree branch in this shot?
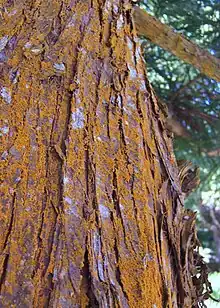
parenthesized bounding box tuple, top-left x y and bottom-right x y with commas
(132, 6, 220, 82)
(207, 148, 220, 157)
(169, 74, 202, 104)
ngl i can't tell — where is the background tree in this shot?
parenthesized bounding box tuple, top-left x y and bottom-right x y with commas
(136, 0, 220, 274)
(0, 0, 214, 307)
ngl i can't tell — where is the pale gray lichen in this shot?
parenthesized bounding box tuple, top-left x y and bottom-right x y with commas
(53, 62, 65, 71)
(99, 204, 110, 219)
(0, 87, 12, 104)
(64, 196, 73, 206)
(71, 108, 84, 129)
(24, 42, 32, 49)
(0, 125, 9, 135)
(0, 36, 9, 52)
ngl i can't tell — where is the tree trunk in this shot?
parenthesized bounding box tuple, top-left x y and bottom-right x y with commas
(0, 1, 207, 307)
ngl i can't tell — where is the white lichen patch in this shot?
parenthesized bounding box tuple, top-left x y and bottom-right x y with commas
(0, 87, 11, 104)
(67, 16, 76, 28)
(127, 97, 136, 109)
(117, 95, 122, 108)
(53, 62, 65, 72)
(63, 176, 69, 185)
(10, 69, 20, 84)
(128, 63, 137, 80)
(14, 177, 21, 184)
(98, 258, 105, 281)
(117, 14, 124, 29)
(0, 125, 9, 135)
(0, 50, 7, 62)
(30, 47, 42, 54)
(64, 196, 73, 206)
(113, 3, 119, 14)
(127, 37, 133, 52)
(71, 107, 84, 129)
(104, 0, 111, 14)
(64, 197, 79, 217)
(135, 44, 142, 63)
(8, 9, 17, 16)
(99, 204, 110, 219)
(119, 203, 124, 211)
(0, 36, 9, 52)
(1, 150, 8, 160)
(126, 37, 138, 80)
(143, 253, 154, 268)
(24, 42, 32, 49)
(139, 79, 146, 91)
(96, 136, 102, 142)
(93, 231, 101, 254)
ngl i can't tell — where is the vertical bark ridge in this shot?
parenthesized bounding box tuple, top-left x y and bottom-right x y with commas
(0, 0, 201, 307)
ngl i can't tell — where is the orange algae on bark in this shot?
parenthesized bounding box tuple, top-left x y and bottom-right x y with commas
(0, 0, 202, 307)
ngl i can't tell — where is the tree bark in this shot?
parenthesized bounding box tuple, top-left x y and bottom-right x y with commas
(0, 1, 208, 307)
(133, 6, 220, 82)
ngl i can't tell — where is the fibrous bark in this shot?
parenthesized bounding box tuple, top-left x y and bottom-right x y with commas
(0, 1, 209, 307)
(133, 6, 220, 82)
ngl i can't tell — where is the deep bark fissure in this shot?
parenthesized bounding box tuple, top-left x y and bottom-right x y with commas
(56, 89, 77, 296)
(106, 101, 111, 139)
(0, 254, 9, 294)
(82, 244, 99, 308)
(118, 118, 130, 168)
(112, 165, 137, 256)
(112, 167, 121, 218)
(112, 167, 129, 250)
(45, 2, 63, 46)
(164, 219, 185, 306)
(41, 214, 59, 279)
(152, 213, 169, 308)
(113, 237, 129, 302)
(46, 223, 62, 307)
(130, 170, 140, 232)
(154, 138, 181, 198)
(97, 1, 104, 45)
(59, 87, 73, 170)
(31, 86, 62, 280)
(152, 208, 163, 264)
(44, 272, 55, 308)
(31, 208, 44, 279)
(136, 93, 155, 174)
(2, 192, 16, 251)
(84, 130, 97, 218)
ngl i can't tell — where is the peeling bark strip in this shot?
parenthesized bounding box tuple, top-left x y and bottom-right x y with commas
(133, 6, 220, 82)
(0, 1, 207, 307)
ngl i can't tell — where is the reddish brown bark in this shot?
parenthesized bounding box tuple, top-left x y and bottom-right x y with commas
(0, 1, 208, 307)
